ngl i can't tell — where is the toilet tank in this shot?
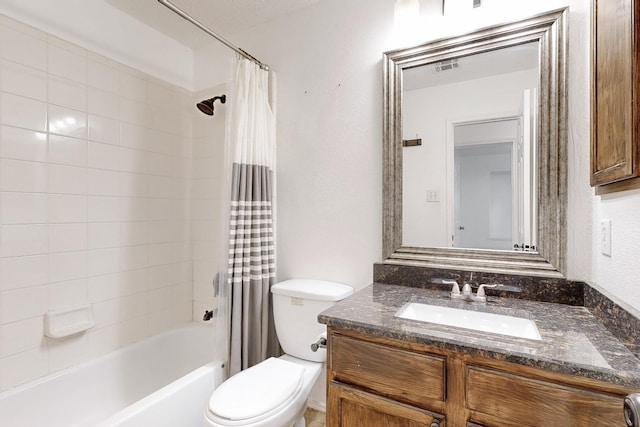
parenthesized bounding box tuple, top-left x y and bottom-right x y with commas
(271, 279, 353, 362)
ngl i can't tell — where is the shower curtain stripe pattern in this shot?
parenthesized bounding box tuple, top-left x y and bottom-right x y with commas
(227, 166, 275, 284)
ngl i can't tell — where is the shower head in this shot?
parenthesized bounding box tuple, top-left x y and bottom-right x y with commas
(197, 94, 226, 116)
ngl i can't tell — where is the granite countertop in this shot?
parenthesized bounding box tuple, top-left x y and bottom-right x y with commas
(318, 282, 640, 389)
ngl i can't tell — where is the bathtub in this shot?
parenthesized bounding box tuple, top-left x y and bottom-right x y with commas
(0, 323, 224, 427)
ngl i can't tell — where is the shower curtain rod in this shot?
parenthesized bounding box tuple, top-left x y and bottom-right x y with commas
(157, 0, 270, 71)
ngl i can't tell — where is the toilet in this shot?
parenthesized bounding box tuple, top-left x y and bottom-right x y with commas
(204, 279, 353, 427)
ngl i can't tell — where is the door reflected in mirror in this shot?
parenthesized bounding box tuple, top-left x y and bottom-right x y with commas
(401, 42, 539, 252)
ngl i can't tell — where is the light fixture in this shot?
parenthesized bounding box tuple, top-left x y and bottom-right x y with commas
(394, 0, 420, 28)
(444, 0, 481, 16)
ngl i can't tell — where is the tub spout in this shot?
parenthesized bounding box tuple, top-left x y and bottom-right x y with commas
(202, 310, 214, 321)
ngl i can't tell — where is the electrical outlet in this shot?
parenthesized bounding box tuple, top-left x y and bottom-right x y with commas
(601, 220, 612, 257)
(427, 190, 440, 202)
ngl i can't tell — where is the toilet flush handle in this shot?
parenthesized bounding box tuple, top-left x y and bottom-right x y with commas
(310, 336, 327, 352)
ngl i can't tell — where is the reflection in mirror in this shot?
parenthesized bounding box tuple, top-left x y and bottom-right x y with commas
(402, 43, 539, 251)
(383, 9, 567, 276)
(454, 121, 527, 251)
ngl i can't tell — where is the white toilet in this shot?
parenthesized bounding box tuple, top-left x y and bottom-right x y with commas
(204, 279, 353, 427)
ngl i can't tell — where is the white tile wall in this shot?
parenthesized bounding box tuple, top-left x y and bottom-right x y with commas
(1, 93, 48, 132)
(0, 15, 198, 392)
(0, 255, 48, 291)
(0, 25, 47, 71)
(0, 125, 48, 161)
(0, 60, 47, 101)
(190, 85, 228, 323)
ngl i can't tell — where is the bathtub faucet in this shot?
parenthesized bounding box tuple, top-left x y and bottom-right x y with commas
(203, 310, 214, 321)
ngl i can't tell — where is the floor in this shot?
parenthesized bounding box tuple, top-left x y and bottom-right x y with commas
(304, 408, 326, 427)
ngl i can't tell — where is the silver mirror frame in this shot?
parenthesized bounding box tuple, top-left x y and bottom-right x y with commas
(383, 8, 567, 277)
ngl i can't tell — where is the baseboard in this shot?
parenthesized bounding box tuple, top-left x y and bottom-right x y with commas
(306, 398, 326, 413)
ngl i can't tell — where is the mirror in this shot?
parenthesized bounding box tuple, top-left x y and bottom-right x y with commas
(402, 42, 539, 251)
(383, 9, 567, 277)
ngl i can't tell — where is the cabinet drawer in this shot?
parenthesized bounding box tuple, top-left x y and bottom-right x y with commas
(330, 334, 446, 408)
(328, 381, 445, 427)
(466, 366, 625, 426)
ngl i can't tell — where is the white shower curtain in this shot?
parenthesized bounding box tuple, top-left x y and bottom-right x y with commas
(226, 58, 278, 375)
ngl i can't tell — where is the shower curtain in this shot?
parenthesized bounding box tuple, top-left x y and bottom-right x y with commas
(226, 58, 278, 376)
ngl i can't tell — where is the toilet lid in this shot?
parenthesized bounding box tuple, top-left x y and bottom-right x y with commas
(208, 357, 305, 422)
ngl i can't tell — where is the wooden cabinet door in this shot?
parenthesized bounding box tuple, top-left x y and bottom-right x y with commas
(327, 381, 444, 427)
(591, 0, 640, 188)
(466, 366, 626, 426)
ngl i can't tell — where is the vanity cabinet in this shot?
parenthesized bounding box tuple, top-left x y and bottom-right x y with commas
(590, 0, 640, 192)
(326, 328, 633, 427)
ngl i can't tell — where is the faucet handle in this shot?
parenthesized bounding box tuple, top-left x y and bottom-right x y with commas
(477, 284, 499, 297)
(443, 280, 460, 295)
(462, 283, 472, 295)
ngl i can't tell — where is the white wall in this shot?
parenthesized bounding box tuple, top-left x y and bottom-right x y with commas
(0, 1, 230, 394)
(0, 0, 624, 306)
(0, 14, 195, 392)
(190, 84, 229, 323)
(0, 0, 193, 89)
(1, 0, 639, 396)
(196, 0, 392, 290)
(194, 0, 640, 311)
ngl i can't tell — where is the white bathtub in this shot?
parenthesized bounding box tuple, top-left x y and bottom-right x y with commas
(0, 323, 224, 427)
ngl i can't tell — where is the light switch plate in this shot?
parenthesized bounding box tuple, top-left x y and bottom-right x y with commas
(601, 219, 612, 256)
(427, 190, 440, 202)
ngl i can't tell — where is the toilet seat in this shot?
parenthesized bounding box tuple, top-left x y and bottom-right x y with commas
(206, 357, 305, 426)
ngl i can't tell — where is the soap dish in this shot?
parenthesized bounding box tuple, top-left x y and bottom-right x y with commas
(44, 305, 95, 339)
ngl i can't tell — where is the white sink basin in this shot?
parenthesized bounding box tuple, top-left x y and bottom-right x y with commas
(396, 302, 541, 341)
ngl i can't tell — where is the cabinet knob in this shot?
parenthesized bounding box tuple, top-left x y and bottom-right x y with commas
(625, 394, 640, 426)
(429, 420, 440, 427)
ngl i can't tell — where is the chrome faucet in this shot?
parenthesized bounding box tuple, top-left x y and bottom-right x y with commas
(443, 280, 499, 303)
